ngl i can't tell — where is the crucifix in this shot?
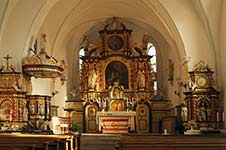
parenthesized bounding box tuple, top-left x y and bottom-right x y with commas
(3, 54, 12, 71)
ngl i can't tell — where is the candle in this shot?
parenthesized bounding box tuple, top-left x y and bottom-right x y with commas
(9, 110, 12, 121)
(164, 129, 167, 134)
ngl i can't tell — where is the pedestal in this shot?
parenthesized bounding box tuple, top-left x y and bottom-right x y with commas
(64, 100, 84, 132)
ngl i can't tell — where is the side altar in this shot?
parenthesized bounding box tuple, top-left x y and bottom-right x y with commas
(96, 111, 136, 133)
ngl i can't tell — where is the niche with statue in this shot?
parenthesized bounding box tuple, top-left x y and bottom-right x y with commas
(183, 61, 221, 130)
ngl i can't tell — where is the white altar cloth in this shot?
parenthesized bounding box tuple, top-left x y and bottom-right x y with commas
(96, 111, 136, 133)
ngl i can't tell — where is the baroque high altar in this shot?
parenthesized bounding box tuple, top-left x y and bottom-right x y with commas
(78, 18, 170, 133)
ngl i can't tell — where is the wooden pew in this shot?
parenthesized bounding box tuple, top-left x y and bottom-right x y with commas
(0, 134, 76, 150)
(116, 134, 226, 150)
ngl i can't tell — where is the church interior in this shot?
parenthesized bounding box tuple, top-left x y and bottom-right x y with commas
(1, 0, 226, 150)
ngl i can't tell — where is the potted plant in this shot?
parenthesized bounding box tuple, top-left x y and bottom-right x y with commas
(69, 122, 80, 133)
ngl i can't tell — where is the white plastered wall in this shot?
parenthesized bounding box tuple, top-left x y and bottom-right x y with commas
(219, 1, 226, 128)
(0, 0, 221, 118)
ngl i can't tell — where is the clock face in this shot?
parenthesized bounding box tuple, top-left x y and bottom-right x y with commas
(107, 35, 124, 50)
(196, 76, 208, 88)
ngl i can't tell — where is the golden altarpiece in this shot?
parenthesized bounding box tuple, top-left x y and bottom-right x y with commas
(183, 61, 221, 130)
(0, 55, 27, 130)
(79, 19, 170, 133)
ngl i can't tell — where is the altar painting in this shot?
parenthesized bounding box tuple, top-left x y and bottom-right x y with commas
(105, 61, 128, 89)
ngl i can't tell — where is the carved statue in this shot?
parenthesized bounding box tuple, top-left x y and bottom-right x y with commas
(22, 107, 28, 121)
(88, 69, 97, 89)
(168, 59, 174, 81)
(182, 106, 188, 121)
(197, 101, 209, 122)
(40, 33, 47, 51)
(138, 69, 145, 88)
(82, 35, 89, 50)
(142, 34, 149, 49)
(193, 60, 211, 71)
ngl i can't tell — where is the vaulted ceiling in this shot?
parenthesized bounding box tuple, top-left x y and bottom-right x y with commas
(0, 0, 223, 91)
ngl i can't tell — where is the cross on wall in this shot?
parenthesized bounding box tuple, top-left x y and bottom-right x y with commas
(3, 54, 12, 71)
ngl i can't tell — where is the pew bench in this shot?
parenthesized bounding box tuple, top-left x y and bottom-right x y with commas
(0, 134, 76, 150)
(116, 135, 226, 150)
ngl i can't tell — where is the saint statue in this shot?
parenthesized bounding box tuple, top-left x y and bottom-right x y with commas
(23, 107, 28, 121)
(40, 33, 47, 51)
(39, 103, 45, 114)
(142, 34, 149, 50)
(30, 102, 36, 114)
(82, 35, 89, 50)
(182, 107, 188, 121)
(88, 69, 97, 89)
(138, 69, 145, 88)
(197, 101, 209, 121)
(168, 59, 174, 81)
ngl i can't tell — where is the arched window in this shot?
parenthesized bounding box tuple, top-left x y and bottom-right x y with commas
(147, 43, 157, 94)
(79, 47, 85, 67)
(79, 47, 85, 87)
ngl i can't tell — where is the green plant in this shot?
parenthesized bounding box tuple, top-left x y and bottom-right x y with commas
(70, 122, 80, 132)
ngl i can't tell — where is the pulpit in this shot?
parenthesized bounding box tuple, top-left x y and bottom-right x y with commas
(96, 111, 136, 133)
(26, 95, 51, 130)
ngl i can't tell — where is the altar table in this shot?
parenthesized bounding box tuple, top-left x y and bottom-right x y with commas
(96, 111, 136, 133)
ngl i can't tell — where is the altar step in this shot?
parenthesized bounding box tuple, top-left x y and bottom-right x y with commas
(81, 133, 120, 150)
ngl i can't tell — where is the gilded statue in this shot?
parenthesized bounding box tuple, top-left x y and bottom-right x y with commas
(40, 33, 47, 51)
(138, 69, 145, 88)
(88, 69, 97, 89)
